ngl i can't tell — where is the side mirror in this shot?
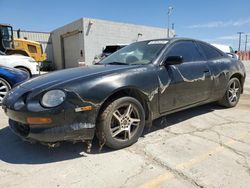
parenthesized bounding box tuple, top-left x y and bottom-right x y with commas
(163, 56, 183, 65)
(226, 53, 235, 59)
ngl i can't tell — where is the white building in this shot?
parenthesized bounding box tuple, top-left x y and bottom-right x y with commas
(51, 18, 175, 69)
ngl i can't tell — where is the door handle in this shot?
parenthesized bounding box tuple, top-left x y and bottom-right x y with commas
(204, 69, 210, 73)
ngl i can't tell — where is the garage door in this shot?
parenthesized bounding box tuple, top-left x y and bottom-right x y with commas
(63, 32, 80, 68)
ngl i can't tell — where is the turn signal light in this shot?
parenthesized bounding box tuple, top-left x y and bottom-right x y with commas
(27, 117, 52, 124)
(75, 106, 93, 112)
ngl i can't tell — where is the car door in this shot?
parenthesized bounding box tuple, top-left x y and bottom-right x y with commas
(196, 41, 229, 99)
(159, 40, 213, 113)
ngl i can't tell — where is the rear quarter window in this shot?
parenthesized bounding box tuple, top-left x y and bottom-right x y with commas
(198, 42, 224, 60)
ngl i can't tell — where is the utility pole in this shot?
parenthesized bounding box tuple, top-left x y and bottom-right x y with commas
(237, 32, 244, 51)
(167, 6, 173, 38)
(245, 34, 248, 51)
(171, 23, 176, 37)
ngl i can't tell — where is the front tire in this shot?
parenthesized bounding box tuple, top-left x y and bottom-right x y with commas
(218, 78, 241, 108)
(0, 78, 11, 105)
(97, 97, 145, 149)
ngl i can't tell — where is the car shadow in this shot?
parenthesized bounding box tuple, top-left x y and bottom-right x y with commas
(143, 103, 224, 135)
(0, 126, 111, 164)
(0, 103, 224, 164)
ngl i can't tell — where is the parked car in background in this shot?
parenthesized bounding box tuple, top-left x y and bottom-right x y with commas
(2, 38, 245, 150)
(0, 52, 39, 77)
(93, 44, 127, 64)
(0, 66, 29, 104)
(211, 43, 239, 59)
(102, 44, 127, 58)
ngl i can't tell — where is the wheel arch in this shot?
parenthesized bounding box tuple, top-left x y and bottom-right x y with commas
(14, 66, 31, 77)
(230, 73, 244, 93)
(97, 87, 151, 123)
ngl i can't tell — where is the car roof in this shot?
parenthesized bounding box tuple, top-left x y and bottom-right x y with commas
(138, 37, 207, 44)
(141, 38, 227, 50)
(138, 38, 227, 58)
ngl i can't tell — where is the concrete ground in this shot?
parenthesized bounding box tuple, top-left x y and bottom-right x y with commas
(0, 62, 250, 188)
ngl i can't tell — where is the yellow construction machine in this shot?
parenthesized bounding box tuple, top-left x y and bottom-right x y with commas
(0, 24, 47, 62)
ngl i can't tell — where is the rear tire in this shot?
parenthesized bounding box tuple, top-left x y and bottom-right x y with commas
(0, 78, 11, 105)
(96, 97, 145, 149)
(218, 78, 241, 108)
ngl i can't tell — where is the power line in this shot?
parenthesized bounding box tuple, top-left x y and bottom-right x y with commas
(237, 32, 244, 51)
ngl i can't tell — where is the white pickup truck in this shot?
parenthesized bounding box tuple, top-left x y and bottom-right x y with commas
(0, 52, 39, 77)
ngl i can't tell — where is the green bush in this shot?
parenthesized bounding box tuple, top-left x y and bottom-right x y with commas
(40, 61, 55, 72)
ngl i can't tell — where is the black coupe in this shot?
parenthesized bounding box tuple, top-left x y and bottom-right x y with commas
(2, 38, 246, 150)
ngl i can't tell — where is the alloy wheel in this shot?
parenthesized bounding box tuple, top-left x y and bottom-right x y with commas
(110, 103, 141, 141)
(228, 80, 240, 103)
(0, 79, 10, 104)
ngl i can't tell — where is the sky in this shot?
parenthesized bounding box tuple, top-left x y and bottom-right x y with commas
(1, 0, 250, 50)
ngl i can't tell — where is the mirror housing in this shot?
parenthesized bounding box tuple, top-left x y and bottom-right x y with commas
(163, 56, 183, 65)
(227, 53, 234, 58)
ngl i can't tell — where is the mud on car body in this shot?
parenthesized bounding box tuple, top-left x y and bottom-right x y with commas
(2, 38, 246, 150)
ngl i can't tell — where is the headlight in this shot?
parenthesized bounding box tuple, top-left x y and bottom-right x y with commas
(41, 90, 66, 108)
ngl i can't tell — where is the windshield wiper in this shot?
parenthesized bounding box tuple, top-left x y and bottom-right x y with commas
(106, 62, 129, 65)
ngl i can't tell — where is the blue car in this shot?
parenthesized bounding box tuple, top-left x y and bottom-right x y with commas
(0, 66, 29, 104)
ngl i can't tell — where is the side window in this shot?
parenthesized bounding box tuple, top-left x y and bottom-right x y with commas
(1, 26, 12, 49)
(167, 41, 203, 62)
(198, 42, 223, 60)
(28, 45, 37, 53)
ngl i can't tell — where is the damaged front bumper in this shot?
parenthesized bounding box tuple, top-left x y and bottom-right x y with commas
(2, 88, 98, 145)
(8, 118, 95, 144)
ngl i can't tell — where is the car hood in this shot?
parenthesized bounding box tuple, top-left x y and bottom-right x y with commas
(0, 54, 36, 62)
(0, 65, 25, 74)
(19, 64, 141, 90)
